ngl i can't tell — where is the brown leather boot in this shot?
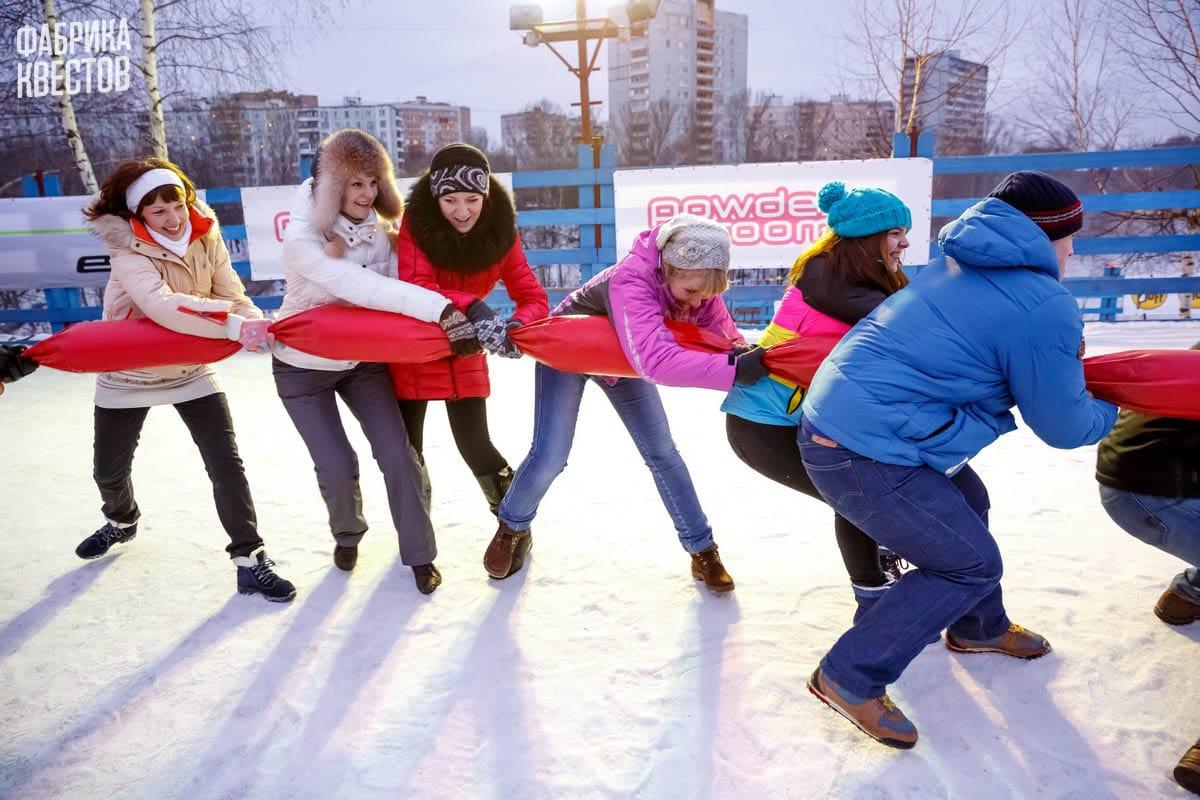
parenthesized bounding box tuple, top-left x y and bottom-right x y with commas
(483, 521, 532, 579)
(1156, 585, 1200, 626)
(691, 545, 734, 593)
(1176, 739, 1200, 794)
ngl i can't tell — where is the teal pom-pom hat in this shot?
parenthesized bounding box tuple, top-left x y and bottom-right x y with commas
(817, 181, 912, 239)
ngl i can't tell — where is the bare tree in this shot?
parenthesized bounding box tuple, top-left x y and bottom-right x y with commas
(613, 96, 685, 167)
(1022, 0, 1136, 156)
(41, 0, 99, 191)
(842, 0, 1025, 155)
(1110, 0, 1200, 136)
(726, 89, 774, 164)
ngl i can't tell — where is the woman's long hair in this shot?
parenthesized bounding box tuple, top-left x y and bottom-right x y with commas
(83, 158, 197, 221)
(789, 228, 909, 295)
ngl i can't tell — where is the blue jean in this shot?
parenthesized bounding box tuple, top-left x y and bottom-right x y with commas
(1099, 485, 1200, 602)
(498, 363, 715, 554)
(798, 419, 1010, 698)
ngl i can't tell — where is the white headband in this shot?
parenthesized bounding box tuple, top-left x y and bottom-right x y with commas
(125, 168, 184, 211)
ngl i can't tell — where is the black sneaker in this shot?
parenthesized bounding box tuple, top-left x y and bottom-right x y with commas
(235, 550, 296, 602)
(76, 522, 137, 560)
(878, 547, 908, 583)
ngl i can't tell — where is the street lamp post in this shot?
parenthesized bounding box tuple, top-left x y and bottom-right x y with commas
(511, 1, 660, 248)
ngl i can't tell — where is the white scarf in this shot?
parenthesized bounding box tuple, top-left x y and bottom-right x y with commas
(147, 218, 192, 259)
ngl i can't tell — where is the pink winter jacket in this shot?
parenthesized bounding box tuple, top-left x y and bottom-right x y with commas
(556, 226, 743, 390)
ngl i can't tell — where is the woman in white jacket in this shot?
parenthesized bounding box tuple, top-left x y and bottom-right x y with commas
(78, 157, 295, 602)
(273, 128, 479, 594)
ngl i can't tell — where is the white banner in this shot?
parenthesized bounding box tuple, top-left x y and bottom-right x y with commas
(0, 188, 216, 290)
(613, 158, 933, 269)
(0, 194, 107, 290)
(244, 174, 514, 281)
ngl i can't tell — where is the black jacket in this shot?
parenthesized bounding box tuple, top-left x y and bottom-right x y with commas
(795, 254, 888, 324)
(1095, 342, 1200, 498)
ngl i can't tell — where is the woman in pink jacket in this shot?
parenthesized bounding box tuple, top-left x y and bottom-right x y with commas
(482, 214, 768, 592)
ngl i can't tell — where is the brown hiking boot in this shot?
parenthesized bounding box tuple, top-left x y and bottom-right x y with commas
(691, 545, 734, 593)
(945, 623, 1051, 659)
(807, 667, 918, 749)
(1176, 739, 1200, 795)
(483, 521, 532, 579)
(333, 545, 358, 571)
(1156, 586, 1200, 626)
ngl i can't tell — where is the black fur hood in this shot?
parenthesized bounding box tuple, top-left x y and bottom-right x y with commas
(404, 173, 518, 274)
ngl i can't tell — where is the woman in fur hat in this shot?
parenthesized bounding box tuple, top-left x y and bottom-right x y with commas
(77, 157, 295, 602)
(390, 143, 549, 517)
(274, 128, 480, 594)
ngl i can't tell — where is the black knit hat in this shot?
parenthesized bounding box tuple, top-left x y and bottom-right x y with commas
(428, 143, 490, 197)
(987, 171, 1083, 241)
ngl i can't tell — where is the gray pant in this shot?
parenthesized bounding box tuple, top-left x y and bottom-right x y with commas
(273, 359, 436, 565)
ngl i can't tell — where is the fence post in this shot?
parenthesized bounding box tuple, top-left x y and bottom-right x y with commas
(598, 143, 616, 274)
(892, 132, 911, 158)
(25, 172, 81, 333)
(1099, 263, 1122, 322)
(577, 143, 600, 281)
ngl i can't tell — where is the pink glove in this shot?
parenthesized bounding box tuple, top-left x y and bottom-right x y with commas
(225, 316, 271, 352)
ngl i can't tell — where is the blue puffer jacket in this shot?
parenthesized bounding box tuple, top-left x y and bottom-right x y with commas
(801, 198, 1118, 474)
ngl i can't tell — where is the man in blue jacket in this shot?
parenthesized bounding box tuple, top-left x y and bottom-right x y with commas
(797, 171, 1118, 748)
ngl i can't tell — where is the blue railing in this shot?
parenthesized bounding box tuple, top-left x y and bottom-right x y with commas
(895, 133, 1200, 321)
(6, 141, 1198, 330)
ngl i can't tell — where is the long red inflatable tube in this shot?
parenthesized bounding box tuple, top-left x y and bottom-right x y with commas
(22, 319, 242, 373)
(22, 307, 1200, 420)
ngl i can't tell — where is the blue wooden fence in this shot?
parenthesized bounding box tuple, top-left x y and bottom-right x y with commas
(894, 132, 1200, 322)
(5, 140, 1199, 330)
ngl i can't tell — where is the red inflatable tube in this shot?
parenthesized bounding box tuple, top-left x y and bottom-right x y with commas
(270, 306, 736, 376)
(23, 306, 1200, 422)
(268, 305, 452, 364)
(22, 318, 241, 373)
(1083, 349, 1200, 420)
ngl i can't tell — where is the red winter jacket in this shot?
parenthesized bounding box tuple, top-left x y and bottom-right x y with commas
(389, 218, 549, 399)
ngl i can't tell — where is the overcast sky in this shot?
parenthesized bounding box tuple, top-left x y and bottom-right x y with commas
(273, 0, 1179, 146)
(281, 1, 857, 139)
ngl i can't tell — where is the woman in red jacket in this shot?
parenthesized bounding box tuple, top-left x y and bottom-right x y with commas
(391, 143, 549, 514)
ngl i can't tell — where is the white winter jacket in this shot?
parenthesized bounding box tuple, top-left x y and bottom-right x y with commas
(274, 179, 452, 371)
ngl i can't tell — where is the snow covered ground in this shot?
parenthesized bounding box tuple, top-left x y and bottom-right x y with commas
(1, 321, 1197, 800)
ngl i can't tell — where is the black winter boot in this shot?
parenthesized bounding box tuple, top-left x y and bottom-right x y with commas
(476, 466, 514, 516)
(76, 521, 137, 560)
(413, 563, 442, 594)
(235, 549, 296, 602)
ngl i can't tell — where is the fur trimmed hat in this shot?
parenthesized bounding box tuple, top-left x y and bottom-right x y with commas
(310, 128, 403, 237)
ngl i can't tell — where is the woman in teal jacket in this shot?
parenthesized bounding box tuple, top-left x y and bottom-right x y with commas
(797, 171, 1118, 749)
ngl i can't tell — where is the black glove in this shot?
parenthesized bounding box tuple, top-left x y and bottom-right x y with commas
(438, 305, 483, 357)
(1, 345, 38, 383)
(733, 346, 769, 386)
(467, 300, 521, 359)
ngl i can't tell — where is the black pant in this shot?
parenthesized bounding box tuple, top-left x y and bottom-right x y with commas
(93, 393, 263, 558)
(397, 398, 508, 477)
(725, 414, 886, 587)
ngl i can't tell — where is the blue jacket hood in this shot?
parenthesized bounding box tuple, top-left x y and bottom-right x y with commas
(938, 198, 1061, 279)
